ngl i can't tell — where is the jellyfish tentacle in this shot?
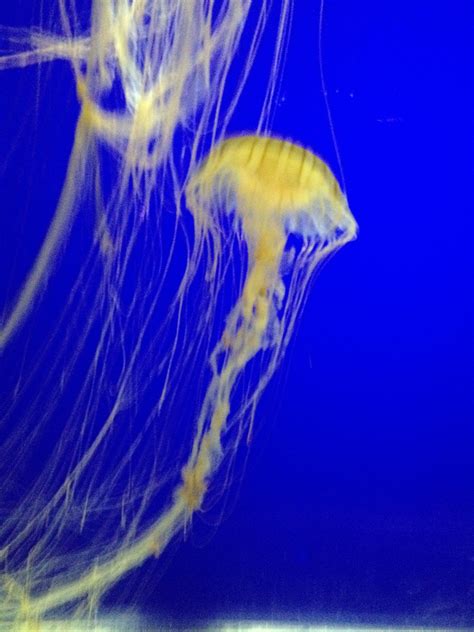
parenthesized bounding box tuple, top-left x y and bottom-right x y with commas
(8, 229, 286, 618)
(178, 226, 286, 516)
(0, 115, 92, 352)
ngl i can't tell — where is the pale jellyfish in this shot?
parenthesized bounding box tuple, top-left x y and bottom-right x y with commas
(0, 1, 356, 628)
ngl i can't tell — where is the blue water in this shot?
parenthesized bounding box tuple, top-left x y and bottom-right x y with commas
(0, 1, 473, 629)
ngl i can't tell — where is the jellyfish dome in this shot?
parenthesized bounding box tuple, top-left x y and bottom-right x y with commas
(0, 2, 357, 628)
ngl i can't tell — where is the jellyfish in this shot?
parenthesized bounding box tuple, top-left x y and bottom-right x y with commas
(0, 1, 356, 628)
(178, 133, 358, 518)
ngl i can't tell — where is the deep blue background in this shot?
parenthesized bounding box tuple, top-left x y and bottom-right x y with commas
(1, 1, 473, 628)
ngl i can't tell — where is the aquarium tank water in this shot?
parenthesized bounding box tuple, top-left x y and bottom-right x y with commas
(0, 1, 472, 630)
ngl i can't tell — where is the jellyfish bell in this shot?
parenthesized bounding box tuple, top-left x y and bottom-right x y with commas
(187, 134, 357, 343)
(187, 134, 357, 254)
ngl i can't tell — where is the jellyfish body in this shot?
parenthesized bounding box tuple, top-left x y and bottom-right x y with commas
(179, 135, 357, 518)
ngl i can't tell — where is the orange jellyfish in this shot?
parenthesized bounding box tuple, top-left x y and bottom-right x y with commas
(180, 135, 358, 518)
